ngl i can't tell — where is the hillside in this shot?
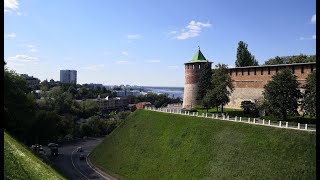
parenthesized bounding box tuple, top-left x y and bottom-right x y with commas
(89, 110, 316, 179)
(4, 132, 65, 180)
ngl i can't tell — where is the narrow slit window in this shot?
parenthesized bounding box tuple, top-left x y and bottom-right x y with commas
(242, 69, 244, 75)
(236, 69, 238, 76)
(254, 68, 256, 75)
(261, 68, 263, 75)
(248, 68, 250, 75)
(199, 65, 201, 69)
(268, 67, 270, 75)
(301, 65, 304, 73)
(276, 67, 278, 73)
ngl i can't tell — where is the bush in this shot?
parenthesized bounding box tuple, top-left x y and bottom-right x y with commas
(240, 101, 258, 116)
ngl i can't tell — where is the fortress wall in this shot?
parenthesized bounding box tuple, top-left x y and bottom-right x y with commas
(226, 63, 316, 109)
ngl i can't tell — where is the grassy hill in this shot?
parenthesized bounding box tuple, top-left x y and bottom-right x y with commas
(4, 132, 65, 180)
(89, 110, 316, 179)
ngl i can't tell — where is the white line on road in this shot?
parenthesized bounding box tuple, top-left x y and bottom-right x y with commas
(71, 148, 90, 180)
(86, 153, 111, 180)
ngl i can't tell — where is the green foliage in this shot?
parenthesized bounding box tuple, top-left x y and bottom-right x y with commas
(89, 110, 316, 179)
(208, 64, 234, 112)
(4, 68, 37, 144)
(4, 132, 65, 180)
(133, 93, 181, 108)
(263, 69, 301, 120)
(264, 54, 316, 65)
(236, 41, 259, 67)
(197, 62, 213, 102)
(240, 101, 258, 115)
(302, 71, 316, 117)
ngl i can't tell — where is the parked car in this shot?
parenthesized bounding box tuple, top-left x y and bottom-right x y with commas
(79, 154, 85, 160)
(77, 147, 83, 152)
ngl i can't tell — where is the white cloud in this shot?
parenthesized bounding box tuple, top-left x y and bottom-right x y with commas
(115, 60, 129, 64)
(147, 59, 161, 63)
(121, 51, 129, 56)
(30, 49, 38, 52)
(4, 0, 19, 13)
(7, 32, 16, 38)
(311, 14, 316, 24)
(81, 64, 105, 71)
(168, 65, 180, 69)
(126, 34, 142, 40)
(300, 35, 316, 40)
(8, 54, 38, 63)
(172, 21, 212, 40)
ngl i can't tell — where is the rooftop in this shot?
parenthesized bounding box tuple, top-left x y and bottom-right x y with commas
(185, 47, 210, 64)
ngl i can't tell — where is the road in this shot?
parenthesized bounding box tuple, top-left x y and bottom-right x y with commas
(45, 137, 114, 180)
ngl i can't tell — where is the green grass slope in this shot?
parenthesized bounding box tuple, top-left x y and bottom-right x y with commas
(89, 110, 316, 179)
(4, 132, 65, 180)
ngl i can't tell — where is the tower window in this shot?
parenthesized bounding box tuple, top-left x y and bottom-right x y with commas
(192, 65, 195, 69)
(199, 65, 201, 69)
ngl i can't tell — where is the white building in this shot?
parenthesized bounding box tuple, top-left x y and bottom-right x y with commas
(60, 70, 77, 84)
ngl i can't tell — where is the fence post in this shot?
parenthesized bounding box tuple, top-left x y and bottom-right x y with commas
(286, 122, 288, 128)
(248, 118, 250, 123)
(305, 124, 308, 130)
(216, 114, 218, 119)
(235, 116, 237, 121)
(268, 120, 270, 125)
(297, 123, 300, 129)
(188, 111, 190, 115)
(253, 118, 256, 124)
(239, 117, 242, 122)
(262, 119, 265, 125)
(196, 112, 199, 116)
(227, 115, 230, 120)
(212, 114, 214, 119)
(193, 112, 195, 116)
(279, 121, 282, 127)
(206, 113, 208, 118)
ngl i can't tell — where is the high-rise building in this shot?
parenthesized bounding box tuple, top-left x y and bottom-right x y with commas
(60, 70, 77, 84)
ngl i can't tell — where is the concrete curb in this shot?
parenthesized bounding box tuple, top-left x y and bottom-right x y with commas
(86, 154, 118, 180)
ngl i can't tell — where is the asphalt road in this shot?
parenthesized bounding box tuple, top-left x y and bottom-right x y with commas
(46, 137, 112, 180)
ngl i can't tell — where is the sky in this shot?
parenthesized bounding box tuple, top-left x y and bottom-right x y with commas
(4, 0, 316, 87)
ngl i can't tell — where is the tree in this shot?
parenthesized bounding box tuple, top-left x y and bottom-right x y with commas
(236, 41, 259, 67)
(264, 56, 285, 65)
(209, 64, 234, 113)
(302, 71, 316, 117)
(263, 69, 301, 121)
(264, 54, 316, 65)
(197, 62, 213, 105)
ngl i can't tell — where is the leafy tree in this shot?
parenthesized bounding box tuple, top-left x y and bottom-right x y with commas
(209, 64, 234, 113)
(302, 71, 316, 117)
(240, 101, 258, 115)
(264, 54, 316, 65)
(4, 67, 36, 144)
(263, 69, 301, 121)
(236, 41, 259, 67)
(197, 62, 213, 103)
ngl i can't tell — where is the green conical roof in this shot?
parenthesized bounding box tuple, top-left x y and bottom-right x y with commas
(188, 47, 208, 63)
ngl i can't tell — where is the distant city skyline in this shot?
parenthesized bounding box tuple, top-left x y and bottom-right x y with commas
(4, 0, 316, 86)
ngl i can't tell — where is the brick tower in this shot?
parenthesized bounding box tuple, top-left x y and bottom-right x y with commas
(182, 47, 212, 109)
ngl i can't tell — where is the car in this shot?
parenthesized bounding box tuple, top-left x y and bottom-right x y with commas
(79, 154, 85, 160)
(77, 147, 83, 152)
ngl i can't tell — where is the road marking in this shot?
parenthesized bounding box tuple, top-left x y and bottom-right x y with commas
(71, 148, 90, 180)
(86, 153, 111, 180)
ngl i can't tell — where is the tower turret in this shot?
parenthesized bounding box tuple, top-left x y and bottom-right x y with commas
(182, 47, 212, 109)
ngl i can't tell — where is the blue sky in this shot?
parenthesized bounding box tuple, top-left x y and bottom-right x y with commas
(4, 0, 316, 87)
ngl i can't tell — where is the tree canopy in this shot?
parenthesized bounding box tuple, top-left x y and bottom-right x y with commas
(236, 41, 259, 67)
(302, 71, 316, 117)
(197, 62, 213, 103)
(263, 69, 301, 120)
(264, 54, 316, 65)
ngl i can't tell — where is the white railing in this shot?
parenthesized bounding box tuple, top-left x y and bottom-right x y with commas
(144, 107, 316, 132)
